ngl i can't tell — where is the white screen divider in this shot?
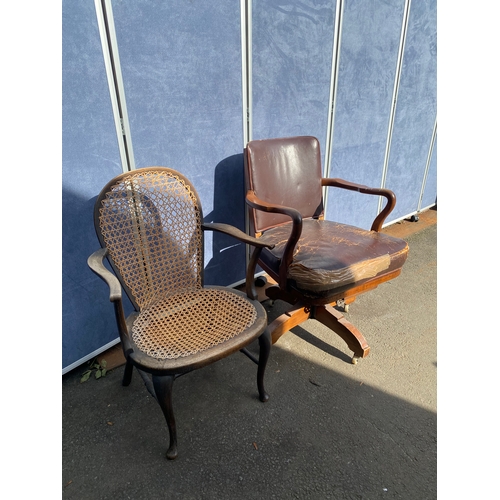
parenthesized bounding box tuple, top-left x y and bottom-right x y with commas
(378, 0, 412, 214)
(323, 0, 344, 213)
(418, 116, 437, 212)
(94, 0, 135, 172)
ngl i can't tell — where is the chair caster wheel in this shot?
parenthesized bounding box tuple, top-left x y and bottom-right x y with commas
(351, 356, 359, 365)
(255, 276, 267, 287)
(337, 299, 349, 312)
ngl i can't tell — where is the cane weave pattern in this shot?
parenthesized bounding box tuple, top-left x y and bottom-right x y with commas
(131, 288, 258, 359)
(98, 170, 203, 309)
(98, 168, 259, 359)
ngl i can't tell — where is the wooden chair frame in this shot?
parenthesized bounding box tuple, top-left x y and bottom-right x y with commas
(244, 137, 408, 363)
(88, 167, 274, 459)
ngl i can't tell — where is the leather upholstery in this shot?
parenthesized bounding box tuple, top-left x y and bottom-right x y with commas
(245, 135, 409, 300)
(259, 219, 409, 297)
(245, 136, 323, 233)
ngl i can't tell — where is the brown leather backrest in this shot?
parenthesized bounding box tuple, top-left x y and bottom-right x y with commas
(245, 136, 324, 234)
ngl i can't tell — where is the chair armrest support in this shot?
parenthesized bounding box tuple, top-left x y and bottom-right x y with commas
(246, 190, 303, 289)
(202, 222, 274, 249)
(88, 248, 130, 340)
(321, 178, 396, 231)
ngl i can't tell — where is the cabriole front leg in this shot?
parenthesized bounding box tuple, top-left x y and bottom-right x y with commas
(122, 358, 134, 386)
(257, 329, 271, 402)
(152, 375, 178, 460)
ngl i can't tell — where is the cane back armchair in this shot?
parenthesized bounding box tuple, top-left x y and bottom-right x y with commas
(88, 167, 273, 460)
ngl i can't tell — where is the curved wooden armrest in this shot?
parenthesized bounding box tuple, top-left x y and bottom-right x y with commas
(87, 248, 122, 302)
(321, 178, 396, 231)
(88, 248, 130, 339)
(246, 190, 303, 227)
(202, 222, 275, 301)
(246, 190, 302, 289)
(202, 222, 275, 249)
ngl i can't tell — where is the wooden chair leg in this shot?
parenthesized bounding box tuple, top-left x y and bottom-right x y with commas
(257, 329, 271, 402)
(267, 302, 369, 364)
(122, 358, 134, 386)
(152, 375, 178, 460)
(314, 304, 370, 363)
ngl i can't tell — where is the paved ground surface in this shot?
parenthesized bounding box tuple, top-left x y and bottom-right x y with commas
(62, 213, 437, 499)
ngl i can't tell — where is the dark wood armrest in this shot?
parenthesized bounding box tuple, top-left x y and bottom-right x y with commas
(202, 222, 275, 249)
(202, 221, 275, 301)
(321, 178, 396, 231)
(246, 190, 303, 228)
(88, 248, 130, 340)
(246, 190, 302, 290)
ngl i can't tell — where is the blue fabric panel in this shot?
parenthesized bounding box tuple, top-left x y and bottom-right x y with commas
(384, 0, 437, 221)
(111, 1, 245, 286)
(62, 0, 128, 370)
(252, 0, 336, 159)
(421, 135, 437, 209)
(203, 154, 247, 285)
(326, 0, 405, 230)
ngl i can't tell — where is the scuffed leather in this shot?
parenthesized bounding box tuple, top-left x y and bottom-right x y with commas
(246, 136, 323, 233)
(260, 219, 409, 293)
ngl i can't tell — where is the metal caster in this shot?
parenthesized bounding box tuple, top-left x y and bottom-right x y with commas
(351, 356, 359, 365)
(337, 299, 349, 313)
(255, 276, 267, 287)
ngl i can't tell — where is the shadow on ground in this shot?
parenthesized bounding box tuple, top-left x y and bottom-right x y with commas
(63, 225, 436, 500)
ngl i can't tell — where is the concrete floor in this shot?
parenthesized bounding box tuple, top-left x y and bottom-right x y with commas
(62, 211, 437, 499)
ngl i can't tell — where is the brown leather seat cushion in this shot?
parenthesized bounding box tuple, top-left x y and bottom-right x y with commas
(259, 219, 409, 294)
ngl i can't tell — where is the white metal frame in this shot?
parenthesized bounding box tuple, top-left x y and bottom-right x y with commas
(241, 0, 253, 268)
(418, 116, 437, 211)
(240, 0, 253, 146)
(378, 0, 412, 214)
(323, 0, 344, 213)
(94, 0, 136, 172)
(62, 338, 120, 376)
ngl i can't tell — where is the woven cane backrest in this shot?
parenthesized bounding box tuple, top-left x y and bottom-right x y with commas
(95, 168, 203, 310)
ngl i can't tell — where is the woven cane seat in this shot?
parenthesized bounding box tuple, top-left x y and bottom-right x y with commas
(131, 288, 258, 359)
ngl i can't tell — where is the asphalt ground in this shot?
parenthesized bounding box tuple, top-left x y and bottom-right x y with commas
(62, 218, 437, 500)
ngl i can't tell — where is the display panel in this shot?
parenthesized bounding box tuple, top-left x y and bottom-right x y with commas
(326, 0, 405, 229)
(384, 0, 437, 221)
(252, 0, 336, 161)
(62, 0, 125, 371)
